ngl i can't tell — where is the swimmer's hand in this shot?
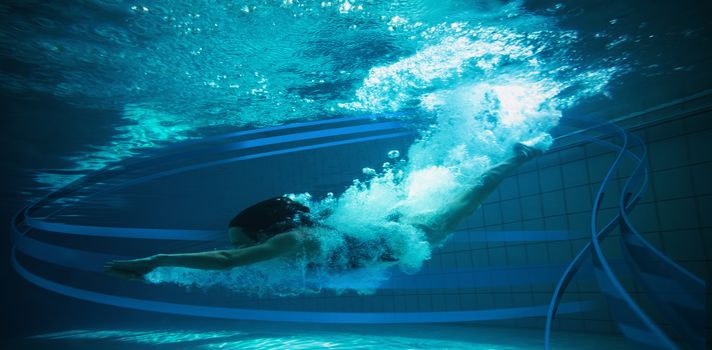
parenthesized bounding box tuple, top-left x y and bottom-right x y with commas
(104, 257, 157, 282)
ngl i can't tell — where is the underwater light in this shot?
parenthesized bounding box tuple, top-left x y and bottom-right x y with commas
(31, 328, 239, 345)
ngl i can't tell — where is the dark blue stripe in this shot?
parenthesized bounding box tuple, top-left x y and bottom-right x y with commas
(13, 229, 130, 272)
(25, 219, 223, 241)
(81, 131, 414, 199)
(222, 122, 404, 151)
(447, 230, 570, 243)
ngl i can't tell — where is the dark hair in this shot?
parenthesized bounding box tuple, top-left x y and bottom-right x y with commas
(228, 196, 313, 242)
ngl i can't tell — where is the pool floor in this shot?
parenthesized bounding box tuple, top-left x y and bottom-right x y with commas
(10, 323, 634, 349)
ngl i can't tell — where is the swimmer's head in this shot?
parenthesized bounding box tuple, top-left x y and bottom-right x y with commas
(228, 196, 313, 245)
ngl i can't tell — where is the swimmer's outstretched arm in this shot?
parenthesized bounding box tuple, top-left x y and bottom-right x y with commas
(104, 231, 300, 280)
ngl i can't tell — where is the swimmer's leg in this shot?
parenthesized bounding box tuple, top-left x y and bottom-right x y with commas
(428, 143, 543, 235)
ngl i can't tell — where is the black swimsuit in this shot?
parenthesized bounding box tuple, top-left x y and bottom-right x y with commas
(307, 233, 398, 271)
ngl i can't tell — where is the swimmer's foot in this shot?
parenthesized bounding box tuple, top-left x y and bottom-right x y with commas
(515, 134, 551, 159)
(513, 142, 544, 160)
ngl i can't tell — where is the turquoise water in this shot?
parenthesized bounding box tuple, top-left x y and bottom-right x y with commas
(13, 0, 618, 296)
(3, 0, 623, 190)
(2, 0, 710, 349)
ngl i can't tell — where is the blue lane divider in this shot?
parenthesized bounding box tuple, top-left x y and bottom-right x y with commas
(543, 120, 641, 348)
(222, 122, 404, 151)
(173, 112, 409, 148)
(544, 116, 705, 350)
(25, 219, 223, 241)
(184, 115, 377, 142)
(545, 118, 669, 348)
(96, 114, 403, 171)
(146, 121, 406, 167)
(617, 132, 705, 349)
(12, 225, 131, 273)
(12, 249, 592, 324)
(84, 131, 413, 197)
(587, 122, 677, 349)
(96, 121, 406, 187)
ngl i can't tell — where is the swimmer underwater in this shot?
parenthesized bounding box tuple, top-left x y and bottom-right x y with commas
(104, 142, 543, 281)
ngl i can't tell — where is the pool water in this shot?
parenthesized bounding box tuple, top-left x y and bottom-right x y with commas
(2, 0, 710, 349)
